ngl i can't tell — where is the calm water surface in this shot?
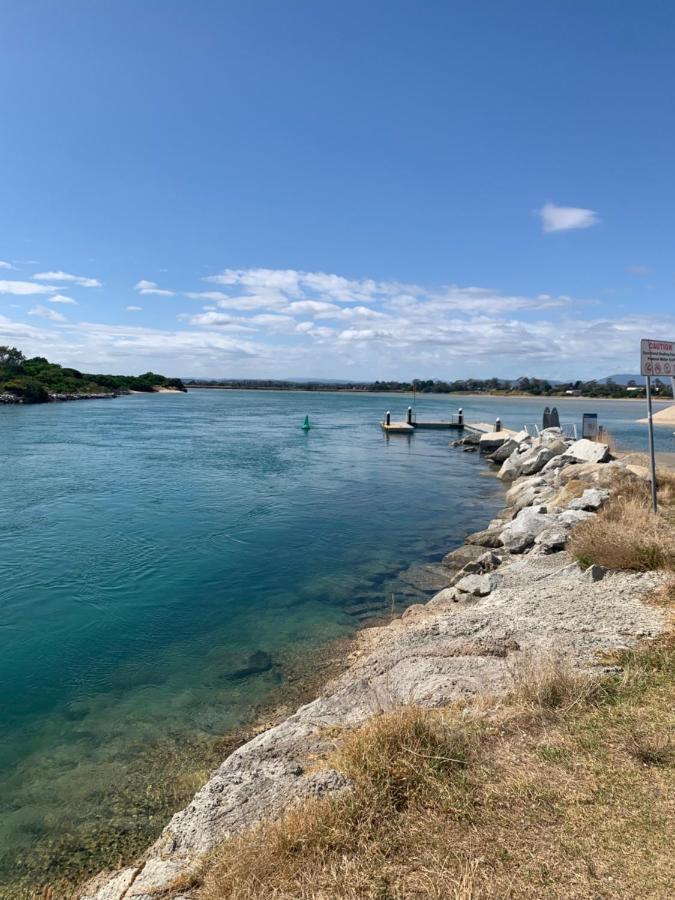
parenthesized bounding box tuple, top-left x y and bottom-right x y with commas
(0, 390, 671, 891)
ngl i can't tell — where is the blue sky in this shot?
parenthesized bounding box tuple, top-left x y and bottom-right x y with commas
(1, 0, 674, 379)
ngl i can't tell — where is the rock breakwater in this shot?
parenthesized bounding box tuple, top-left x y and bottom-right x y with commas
(82, 428, 667, 900)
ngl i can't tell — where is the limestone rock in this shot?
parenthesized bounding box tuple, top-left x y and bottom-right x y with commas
(441, 544, 487, 572)
(519, 446, 556, 476)
(547, 479, 588, 509)
(479, 431, 510, 452)
(488, 438, 520, 463)
(499, 506, 557, 553)
(557, 509, 596, 526)
(584, 564, 608, 582)
(455, 572, 501, 596)
(464, 527, 504, 548)
(563, 438, 610, 464)
(568, 488, 610, 511)
(626, 464, 651, 480)
(534, 527, 570, 553)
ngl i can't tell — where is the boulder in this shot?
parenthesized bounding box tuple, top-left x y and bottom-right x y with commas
(534, 527, 570, 553)
(479, 431, 510, 452)
(584, 564, 608, 583)
(497, 453, 521, 481)
(499, 506, 558, 553)
(519, 446, 556, 476)
(488, 438, 520, 464)
(441, 544, 488, 572)
(568, 488, 610, 511)
(455, 550, 502, 576)
(626, 464, 651, 480)
(541, 454, 571, 474)
(455, 572, 502, 597)
(547, 479, 588, 509)
(563, 438, 610, 464)
(505, 476, 546, 506)
(557, 509, 596, 526)
(464, 527, 504, 548)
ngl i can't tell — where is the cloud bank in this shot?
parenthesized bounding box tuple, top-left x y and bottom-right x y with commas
(1, 266, 670, 380)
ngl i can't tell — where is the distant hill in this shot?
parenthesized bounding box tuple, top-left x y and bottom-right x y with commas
(600, 374, 646, 386)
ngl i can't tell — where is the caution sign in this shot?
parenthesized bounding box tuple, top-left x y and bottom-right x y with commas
(640, 338, 675, 377)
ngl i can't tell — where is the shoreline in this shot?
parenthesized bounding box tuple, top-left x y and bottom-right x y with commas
(81, 430, 668, 900)
(186, 384, 674, 404)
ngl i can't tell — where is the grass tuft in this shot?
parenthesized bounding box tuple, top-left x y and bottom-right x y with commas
(199, 634, 675, 900)
(568, 491, 675, 572)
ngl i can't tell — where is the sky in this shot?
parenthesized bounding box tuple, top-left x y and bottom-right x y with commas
(1, 0, 674, 381)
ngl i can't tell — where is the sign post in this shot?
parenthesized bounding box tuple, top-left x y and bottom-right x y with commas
(640, 339, 675, 513)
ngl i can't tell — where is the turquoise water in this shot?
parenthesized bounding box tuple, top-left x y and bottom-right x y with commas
(0, 390, 670, 891)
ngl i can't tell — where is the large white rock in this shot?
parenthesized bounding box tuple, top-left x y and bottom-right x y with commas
(499, 506, 558, 553)
(568, 488, 610, 511)
(489, 438, 520, 463)
(479, 431, 510, 452)
(563, 438, 610, 464)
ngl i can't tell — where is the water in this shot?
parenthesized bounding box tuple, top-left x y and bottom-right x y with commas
(0, 390, 671, 893)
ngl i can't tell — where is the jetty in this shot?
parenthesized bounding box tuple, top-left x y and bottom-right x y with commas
(381, 407, 511, 435)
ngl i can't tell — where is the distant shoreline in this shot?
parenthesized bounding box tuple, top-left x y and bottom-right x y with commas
(185, 384, 672, 405)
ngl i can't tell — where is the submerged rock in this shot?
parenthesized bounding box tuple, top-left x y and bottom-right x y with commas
(231, 650, 275, 679)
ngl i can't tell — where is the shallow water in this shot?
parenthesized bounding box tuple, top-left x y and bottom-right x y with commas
(0, 390, 670, 891)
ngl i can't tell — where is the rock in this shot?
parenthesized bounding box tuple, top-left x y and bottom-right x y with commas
(496, 507, 519, 522)
(454, 551, 502, 577)
(488, 438, 519, 463)
(534, 527, 570, 553)
(231, 650, 274, 679)
(626, 464, 651, 480)
(463, 446, 478, 453)
(547, 479, 588, 509)
(464, 527, 504, 548)
(455, 573, 501, 596)
(568, 488, 610, 511)
(497, 454, 521, 481)
(499, 506, 558, 553)
(541, 454, 570, 474)
(505, 476, 546, 506)
(563, 438, 610, 464)
(557, 509, 596, 526)
(584, 564, 608, 582)
(518, 446, 556, 476)
(479, 431, 510, 452)
(441, 544, 487, 572)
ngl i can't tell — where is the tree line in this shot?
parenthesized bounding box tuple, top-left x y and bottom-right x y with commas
(0, 346, 186, 402)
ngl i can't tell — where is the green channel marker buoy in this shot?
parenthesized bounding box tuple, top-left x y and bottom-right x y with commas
(302, 415, 311, 431)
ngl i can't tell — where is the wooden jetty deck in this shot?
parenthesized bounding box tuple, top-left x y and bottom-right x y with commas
(380, 420, 415, 433)
(414, 420, 463, 430)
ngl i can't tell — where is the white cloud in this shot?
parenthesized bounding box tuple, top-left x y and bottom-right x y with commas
(185, 291, 230, 302)
(627, 264, 650, 275)
(0, 279, 58, 295)
(0, 260, 12, 269)
(134, 279, 175, 296)
(126, 305, 143, 311)
(28, 304, 67, 322)
(49, 294, 78, 305)
(538, 203, 599, 233)
(33, 270, 102, 287)
(3, 265, 673, 381)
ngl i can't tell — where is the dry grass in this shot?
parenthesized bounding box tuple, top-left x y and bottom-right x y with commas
(568, 485, 675, 571)
(198, 635, 675, 900)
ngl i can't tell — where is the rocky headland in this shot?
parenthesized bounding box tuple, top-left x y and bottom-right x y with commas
(82, 429, 668, 900)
